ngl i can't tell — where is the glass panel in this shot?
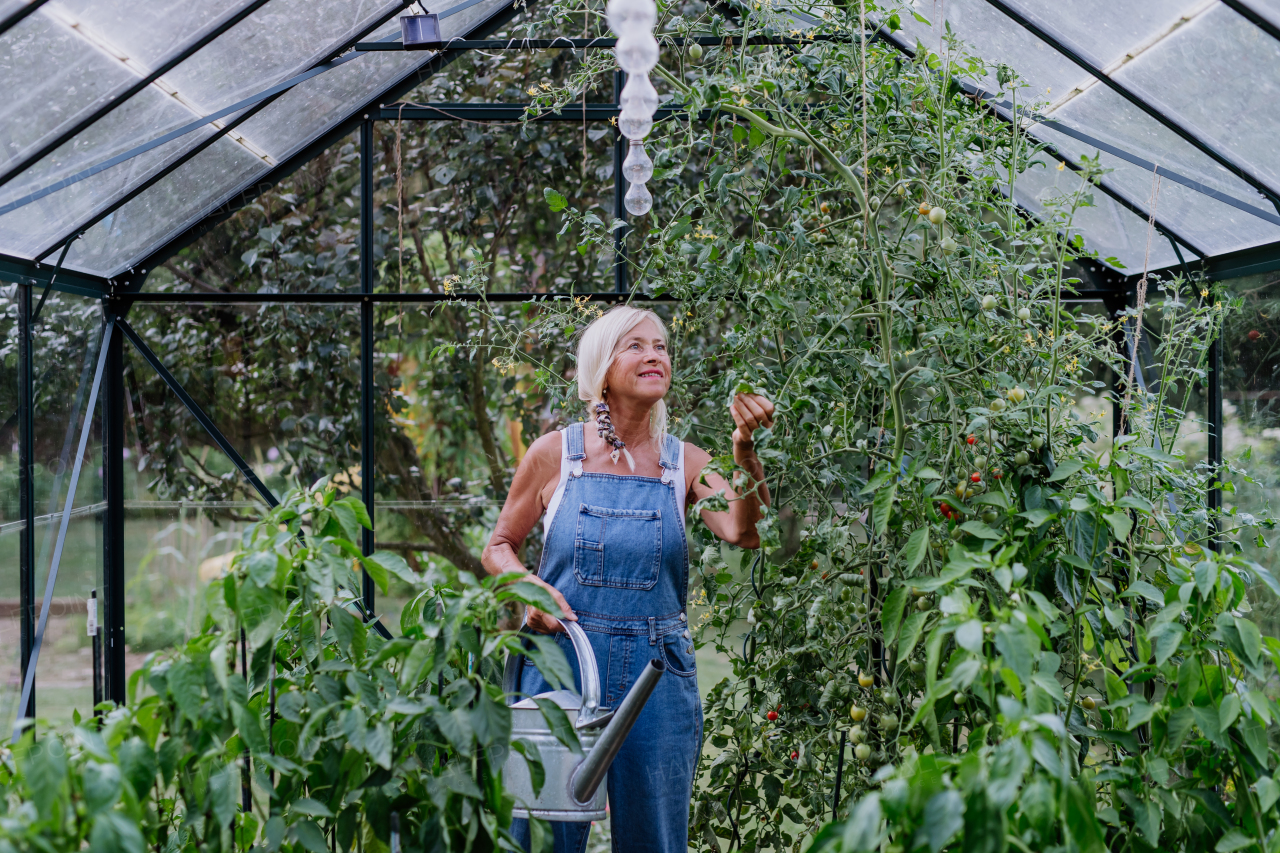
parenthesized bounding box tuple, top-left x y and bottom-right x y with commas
(0, 284, 19, 734)
(1011, 150, 1180, 272)
(894, 0, 1092, 99)
(0, 11, 142, 175)
(1249, 0, 1280, 30)
(48, 0, 246, 67)
(1000, 0, 1205, 71)
(1109, 4, 1280, 197)
(0, 120, 238, 267)
(1221, 273, 1280, 635)
(123, 302, 361, 502)
(121, 345, 265, 687)
(30, 292, 104, 730)
(1047, 85, 1270, 209)
(84, 0, 514, 277)
(1032, 122, 1280, 258)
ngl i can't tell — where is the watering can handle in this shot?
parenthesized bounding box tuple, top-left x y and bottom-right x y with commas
(502, 621, 603, 722)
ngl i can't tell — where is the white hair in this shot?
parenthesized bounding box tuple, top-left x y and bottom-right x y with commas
(576, 305, 669, 448)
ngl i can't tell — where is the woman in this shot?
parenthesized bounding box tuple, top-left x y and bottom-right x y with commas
(483, 305, 775, 853)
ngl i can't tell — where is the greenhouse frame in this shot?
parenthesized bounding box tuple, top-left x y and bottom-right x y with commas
(2, 0, 1280, 737)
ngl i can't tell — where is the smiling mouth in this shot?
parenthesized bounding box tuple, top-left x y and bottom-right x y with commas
(639, 370, 664, 379)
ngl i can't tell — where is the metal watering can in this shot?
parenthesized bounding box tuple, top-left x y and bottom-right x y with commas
(502, 621, 665, 821)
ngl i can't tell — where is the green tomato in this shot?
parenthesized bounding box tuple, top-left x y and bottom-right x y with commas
(1031, 436, 1045, 450)
(989, 398, 1006, 412)
(928, 206, 947, 225)
(688, 42, 703, 60)
(1014, 451, 1030, 466)
(981, 294, 997, 311)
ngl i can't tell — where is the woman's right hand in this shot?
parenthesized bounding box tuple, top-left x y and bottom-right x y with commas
(522, 575, 577, 633)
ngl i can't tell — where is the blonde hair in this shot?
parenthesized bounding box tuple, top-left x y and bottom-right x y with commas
(576, 305, 669, 454)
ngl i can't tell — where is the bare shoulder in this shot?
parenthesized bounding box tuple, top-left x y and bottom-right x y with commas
(521, 430, 564, 479)
(683, 442, 713, 490)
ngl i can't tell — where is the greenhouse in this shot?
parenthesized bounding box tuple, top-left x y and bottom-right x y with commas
(3, 0, 1280, 850)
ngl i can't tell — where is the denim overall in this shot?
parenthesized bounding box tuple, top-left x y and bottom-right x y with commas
(511, 422, 702, 853)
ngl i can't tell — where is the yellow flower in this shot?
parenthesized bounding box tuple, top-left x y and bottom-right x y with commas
(1056, 161, 1065, 171)
(1200, 288, 1209, 298)
(540, 82, 552, 90)
(738, 96, 749, 106)
(527, 87, 539, 96)
(1003, 346, 1011, 353)
(609, 116, 617, 126)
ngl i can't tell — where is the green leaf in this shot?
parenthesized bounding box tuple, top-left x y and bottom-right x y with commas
(544, 188, 568, 212)
(291, 820, 330, 853)
(1120, 580, 1163, 604)
(900, 528, 929, 573)
(840, 793, 883, 852)
(957, 520, 1001, 540)
(291, 798, 334, 818)
(496, 577, 564, 616)
(1256, 776, 1280, 812)
(534, 698, 582, 756)
(244, 550, 281, 588)
(1149, 622, 1184, 668)
(1046, 458, 1086, 483)
(367, 722, 393, 769)
(1104, 511, 1132, 542)
(923, 790, 964, 853)
(897, 611, 927, 661)
(520, 634, 575, 692)
(1017, 508, 1056, 527)
(873, 482, 897, 538)
(955, 620, 984, 654)
(336, 495, 372, 529)
(1166, 706, 1195, 751)
(22, 738, 67, 820)
(1235, 617, 1262, 666)
(364, 550, 417, 592)
(882, 586, 908, 645)
(859, 469, 892, 496)
(1215, 830, 1255, 852)
(512, 738, 546, 797)
(82, 762, 123, 816)
(89, 811, 146, 853)
(1219, 694, 1242, 732)
(331, 500, 362, 543)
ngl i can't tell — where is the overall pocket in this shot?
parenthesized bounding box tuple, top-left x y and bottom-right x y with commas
(662, 632, 698, 677)
(573, 503, 662, 590)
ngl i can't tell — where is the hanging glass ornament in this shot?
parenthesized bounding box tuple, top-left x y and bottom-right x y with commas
(620, 74, 660, 115)
(615, 34, 659, 74)
(622, 140, 654, 184)
(618, 109, 654, 141)
(606, 0, 656, 34)
(624, 181, 653, 216)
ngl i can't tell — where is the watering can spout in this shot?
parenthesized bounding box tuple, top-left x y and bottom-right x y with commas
(570, 658, 666, 804)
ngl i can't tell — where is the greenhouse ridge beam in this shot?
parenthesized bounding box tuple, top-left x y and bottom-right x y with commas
(122, 291, 680, 303)
(0, 0, 276, 191)
(378, 103, 713, 121)
(353, 33, 861, 50)
(981, 0, 1280, 206)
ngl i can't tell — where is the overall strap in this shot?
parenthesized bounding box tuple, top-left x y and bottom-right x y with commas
(659, 432, 680, 484)
(566, 421, 585, 476)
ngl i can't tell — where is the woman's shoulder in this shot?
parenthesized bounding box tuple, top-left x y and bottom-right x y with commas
(681, 441, 712, 471)
(526, 429, 566, 464)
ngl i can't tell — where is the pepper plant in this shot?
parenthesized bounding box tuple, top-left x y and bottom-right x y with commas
(0, 481, 572, 852)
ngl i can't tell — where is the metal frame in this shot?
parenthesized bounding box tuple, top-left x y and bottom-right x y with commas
(2, 0, 1274, 738)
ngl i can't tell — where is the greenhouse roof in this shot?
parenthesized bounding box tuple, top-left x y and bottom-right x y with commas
(1, 0, 1279, 290)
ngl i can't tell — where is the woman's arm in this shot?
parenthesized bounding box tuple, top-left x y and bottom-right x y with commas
(687, 393, 776, 548)
(481, 432, 577, 633)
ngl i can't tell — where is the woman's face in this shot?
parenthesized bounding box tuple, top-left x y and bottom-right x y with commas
(604, 318, 671, 407)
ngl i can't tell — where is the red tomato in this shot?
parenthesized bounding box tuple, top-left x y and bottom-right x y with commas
(966, 435, 976, 445)
(767, 710, 778, 721)
(970, 472, 981, 482)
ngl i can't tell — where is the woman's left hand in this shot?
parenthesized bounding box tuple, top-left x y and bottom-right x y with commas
(730, 393, 776, 450)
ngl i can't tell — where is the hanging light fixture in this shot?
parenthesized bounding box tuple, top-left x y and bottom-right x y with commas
(607, 0, 659, 215)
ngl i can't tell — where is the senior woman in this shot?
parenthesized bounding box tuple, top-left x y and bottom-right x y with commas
(483, 305, 774, 853)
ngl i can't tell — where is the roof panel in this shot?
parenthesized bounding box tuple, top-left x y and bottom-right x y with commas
(156, 0, 397, 116)
(1032, 123, 1280, 258)
(0, 123, 235, 264)
(1107, 3, 1280, 196)
(66, 0, 512, 276)
(997, 0, 1207, 71)
(897, 0, 1091, 98)
(1047, 86, 1269, 206)
(48, 0, 245, 62)
(0, 11, 140, 175)
(1013, 150, 1181, 272)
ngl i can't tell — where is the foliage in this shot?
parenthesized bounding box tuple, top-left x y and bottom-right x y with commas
(0, 482, 570, 852)
(486, 1, 1280, 851)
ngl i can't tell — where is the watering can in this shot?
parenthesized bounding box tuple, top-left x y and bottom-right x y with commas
(502, 621, 665, 821)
